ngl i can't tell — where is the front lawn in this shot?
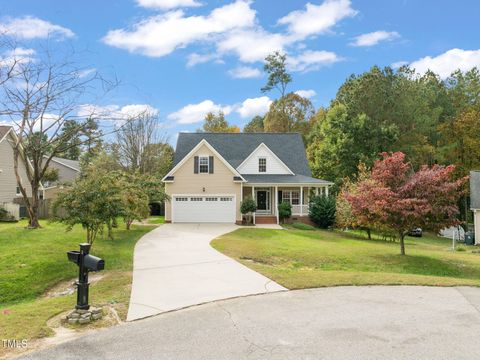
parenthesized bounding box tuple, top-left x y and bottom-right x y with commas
(211, 228, 480, 289)
(0, 220, 154, 355)
(146, 216, 165, 225)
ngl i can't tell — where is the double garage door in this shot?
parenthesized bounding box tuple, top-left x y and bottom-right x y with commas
(172, 195, 236, 223)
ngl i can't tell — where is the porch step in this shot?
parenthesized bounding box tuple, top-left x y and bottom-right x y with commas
(255, 216, 277, 224)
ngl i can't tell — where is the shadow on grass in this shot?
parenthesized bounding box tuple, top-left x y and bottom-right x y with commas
(371, 253, 480, 280)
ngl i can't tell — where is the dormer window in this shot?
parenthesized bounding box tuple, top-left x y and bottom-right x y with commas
(199, 156, 209, 173)
(259, 157, 266, 172)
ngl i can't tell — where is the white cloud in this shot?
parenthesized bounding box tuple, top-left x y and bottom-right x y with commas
(295, 89, 316, 98)
(103, 0, 255, 57)
(136, 0, 202, 10)
(167, 100, 232, 124)
(391, 61, 408, 69)
(186, 52, 223, 67)
(77, 104, 159, 121)
(287, 50, 342, 72)
(236, 96, 272, 118)
(0, 47, 36, 68)
(350, 30, 400, 47)
(0, 16, 74, 39)
(278, 0, 357, 38)
(409, 48, 480, 79)
(217, 28, 286, 63)
(228, 66, 261, 78)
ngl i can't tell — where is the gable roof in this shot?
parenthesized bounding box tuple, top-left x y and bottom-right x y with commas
(0, 126, 12, 143)
(471, 171, 480, 209)
(174, 133, 312, 176)
(49, 156, 80, 172)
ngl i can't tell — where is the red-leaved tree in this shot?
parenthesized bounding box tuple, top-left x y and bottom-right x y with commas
(345, 152, 467, 255)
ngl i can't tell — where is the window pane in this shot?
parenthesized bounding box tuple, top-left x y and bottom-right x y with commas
(258, 158, 266, 172)
(199, 157, 209, 173)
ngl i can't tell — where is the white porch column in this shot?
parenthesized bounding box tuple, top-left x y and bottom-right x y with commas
(325, 186, 329, 197)
(252, 185, 255, 225)
(275, 185, 279, 224)
(475, 210, 480, 245)
(315, 187, 319, 196)
(300, 186, 303, 216)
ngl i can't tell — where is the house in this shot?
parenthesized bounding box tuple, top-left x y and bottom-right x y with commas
(0, 125, 35, 219)
(162, 133, 333, 224)
(42, 156, 80, 200)
(470, 170, 480, 245)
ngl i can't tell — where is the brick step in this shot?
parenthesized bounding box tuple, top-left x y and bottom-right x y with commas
(255, 216, 277, 224)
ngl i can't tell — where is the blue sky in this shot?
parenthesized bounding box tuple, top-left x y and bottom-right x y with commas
(1, 0, 479, 142)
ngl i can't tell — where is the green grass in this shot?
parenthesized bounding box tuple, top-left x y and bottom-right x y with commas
(0, 219, 154, 352)
(289, 222, 315, 231)
(0, 220, 153, 305)
(211, 228, 480, 289)
(147, 216, 165, 225)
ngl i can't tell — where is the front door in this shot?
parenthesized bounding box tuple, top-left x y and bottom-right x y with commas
(256, 190, 268, 211)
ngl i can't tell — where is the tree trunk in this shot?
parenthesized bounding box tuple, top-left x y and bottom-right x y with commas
(28, 182, 41, 228)
(399, 233, 406, 255)
(126, 220, 132, 230)
(366, 228, 371, 240)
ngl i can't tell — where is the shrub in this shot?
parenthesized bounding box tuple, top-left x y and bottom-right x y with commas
(278, 201, 292, 223)
(240, 197, 257, 225)
(291, 222, 315, 230)
(309, 195, 336, 228)
(0, 208, 16, 222)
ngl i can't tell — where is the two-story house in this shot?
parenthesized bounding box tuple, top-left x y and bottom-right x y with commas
(162, 133, 333, 224)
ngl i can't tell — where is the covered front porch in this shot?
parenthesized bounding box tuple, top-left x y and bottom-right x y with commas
(242, 183, 331, 224)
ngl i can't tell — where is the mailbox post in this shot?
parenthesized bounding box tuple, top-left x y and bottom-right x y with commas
(67, 243, 105, 311)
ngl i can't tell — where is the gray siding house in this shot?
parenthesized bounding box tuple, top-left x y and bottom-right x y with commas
(0, 126, 34, 219)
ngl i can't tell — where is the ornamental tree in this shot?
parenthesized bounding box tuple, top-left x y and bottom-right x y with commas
(345, 152, 467, 255)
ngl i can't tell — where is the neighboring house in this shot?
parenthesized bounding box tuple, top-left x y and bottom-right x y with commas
(162, 133, 333, 224)
(0, 125, 35, 219)
(470, 170, 480, 245)
(42, 156, 80, 200)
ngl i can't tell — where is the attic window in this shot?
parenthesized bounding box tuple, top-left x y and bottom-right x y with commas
(258, 157, 266, 172)
(199, 156, 209, 173)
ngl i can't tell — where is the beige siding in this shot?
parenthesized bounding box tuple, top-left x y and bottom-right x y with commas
(48, 161, 78, 183)
(0, 135, 32, 203)
(165, 144, 242, 222)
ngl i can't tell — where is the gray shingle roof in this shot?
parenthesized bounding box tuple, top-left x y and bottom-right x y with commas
(470, 171, 480, 209)
(50, 157, 80, 172)
(174, 133, 312, 176)
(242, 174, 333, 185)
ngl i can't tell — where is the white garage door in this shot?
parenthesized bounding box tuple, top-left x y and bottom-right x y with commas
(172, 195, 236, 223)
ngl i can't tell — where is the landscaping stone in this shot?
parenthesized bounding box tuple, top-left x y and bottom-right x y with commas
(65, 306, 103, 326)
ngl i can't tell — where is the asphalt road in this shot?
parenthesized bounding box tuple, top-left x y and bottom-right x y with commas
(17, 286, 480, 360)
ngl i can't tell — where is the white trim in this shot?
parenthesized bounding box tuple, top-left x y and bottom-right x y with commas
(245, 183, 333, 187)
(198, 155, 209, 174)
(0, 127, 12, 144)
(162, 139, 245, 182)
(275, 185, 279, 224)
(236, 143, 294, 175)
(300, 186, 303, 216)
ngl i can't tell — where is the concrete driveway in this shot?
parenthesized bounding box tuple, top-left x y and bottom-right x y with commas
(126, 223, 286, 320)
(18, 286, 480, 360)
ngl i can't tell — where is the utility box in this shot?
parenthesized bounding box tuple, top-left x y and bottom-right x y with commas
(465, 232, 475, 246)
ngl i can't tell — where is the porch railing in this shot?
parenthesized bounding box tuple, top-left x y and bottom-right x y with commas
(291, 204, 309, 216)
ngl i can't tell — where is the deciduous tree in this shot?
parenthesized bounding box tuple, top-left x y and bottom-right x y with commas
(345, 152, 467, 255)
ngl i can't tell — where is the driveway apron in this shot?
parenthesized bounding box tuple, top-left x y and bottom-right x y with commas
(126, 223, 286, 321)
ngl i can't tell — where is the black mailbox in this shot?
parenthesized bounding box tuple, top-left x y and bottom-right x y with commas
(67, 243, 105, 310)
(84, 254, 105, 272)
(67, 250, 80, 264)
